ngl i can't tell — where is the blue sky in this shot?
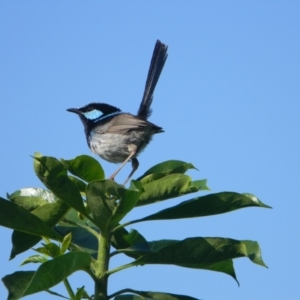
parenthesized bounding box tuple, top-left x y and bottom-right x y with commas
(1, 1, 299, 299)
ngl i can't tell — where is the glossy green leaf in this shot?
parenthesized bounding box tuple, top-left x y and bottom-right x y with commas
(62, 155, 105, 182)
(86, 180, 142, 233)
(24, 252, 91, 297)
(137, 174, 207, 206)
(10, 233, 40, 261)
(8, 188, 56, 202)
(68, 176, 87, 193)
(31, 247, 49, 256)
(54, 209, 98, 255)
(110, 228, 149, 259)
(114, 291, 199, 300)
(20, 255, 48, 266)
(76, 286, 90, 300)
(0, 197, 61, 241)
(131, 237, 266, 269)
(33, 154, 88, 217)
(7, 188, 56, 210)
(241, 240, 267, 267)
(137, 160, 197, 181)
(33, 152, 66, 180)
(2, 271, 35, 300)
(3, 252, 91, 299)
(123, 229, 147, 246)
(111, 227, 147, 260)
(85, 180, 117, 232)
(55, 224, 98, 257)
(109, 181, 143, 226)
(44, 242, 61, 257)
(61, 232, 72, 254)
(111, 227, 133, 250)
(192, 179, 209, 190)
(132, 192, 271, 223)
(61, 207, 95, 228)
(115, 237, 266, 282)
(10, 199, 69, 259)
(112, 242, 237, 280)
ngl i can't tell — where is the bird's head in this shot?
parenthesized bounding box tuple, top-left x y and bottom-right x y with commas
(67, 103, 122, 123)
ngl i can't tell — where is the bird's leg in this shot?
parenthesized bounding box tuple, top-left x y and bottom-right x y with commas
(123, 157, 139, 186)
(109, 144, 138, 184)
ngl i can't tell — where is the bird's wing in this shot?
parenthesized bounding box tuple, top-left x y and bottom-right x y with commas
(92, 114, 151, 134)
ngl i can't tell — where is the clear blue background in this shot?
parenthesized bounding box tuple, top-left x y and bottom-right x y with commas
(1, 1, 299, 299)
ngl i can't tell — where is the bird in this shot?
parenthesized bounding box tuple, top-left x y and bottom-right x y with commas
(67, 40, 168, 185)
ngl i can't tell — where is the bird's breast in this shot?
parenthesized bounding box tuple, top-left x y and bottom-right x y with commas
(88, 128, 157, 164)
(88, 132, 129, 163)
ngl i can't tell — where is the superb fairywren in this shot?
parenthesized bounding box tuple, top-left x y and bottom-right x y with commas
(67, 40, 168, 185)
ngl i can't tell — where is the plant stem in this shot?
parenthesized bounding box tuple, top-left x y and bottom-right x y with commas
(94, 233, 110, 300)
(63, 278, 76, 300)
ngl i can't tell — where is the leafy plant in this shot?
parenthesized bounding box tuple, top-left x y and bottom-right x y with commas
(0, 153, 270, 299)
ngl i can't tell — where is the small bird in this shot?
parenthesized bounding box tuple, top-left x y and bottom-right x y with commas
(67, 40, 168, 185)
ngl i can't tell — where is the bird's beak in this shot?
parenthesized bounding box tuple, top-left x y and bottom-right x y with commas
(67, 108, 81, 115)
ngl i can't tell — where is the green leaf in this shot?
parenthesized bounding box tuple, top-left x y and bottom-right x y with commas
(33, 152, 66, 181)
(76, 286, 90, 300)
(55, 224, 98, 257)
(137, 160, 197, 181)
(241, 240, 267, 267)
(137, 174, 207, 206)
(61, 232, 72, 254)
(133, 237, 266, 268)
(114, 290, 199, 300)
(0, 197, 62, 241)
(33, 245, 54, 257)
(192, 179, 209, 190)
(86, 180, 142, 233)
(85, 180, 117, 232)
(68, 176, 87, 194)
(132, 192, 271, 223)
(62, 155, 105, 182)
(10, 199, 69, 259)
(7, 188, 56, 210)
(62, 207, 95, 228)
(10, 233, 41, 261)
(2, 271, 35, 300)
(20, 255, 48, 266)
(111, 227, 133, 250)
(24, 252, 91, 297)
(110, 228, 149, 259)
(2, 252, 91, 299)
(112, 241, 237, 282)
(111, 227, 147, 259)
(123, 229, 147, 246)
(116, 237, 266, 282)
(33, 154, 88, 217)
(43, 242, 61, 257)
(55, 209, 98, 256)
(109, 181, 143, 226)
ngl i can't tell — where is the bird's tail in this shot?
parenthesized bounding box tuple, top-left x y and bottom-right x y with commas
(137, 40, 168, 120)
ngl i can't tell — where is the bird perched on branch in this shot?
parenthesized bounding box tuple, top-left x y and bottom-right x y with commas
(67, 40, 168, 185)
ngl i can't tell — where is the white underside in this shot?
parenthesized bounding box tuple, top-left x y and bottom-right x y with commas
(89, 131, 152, 163)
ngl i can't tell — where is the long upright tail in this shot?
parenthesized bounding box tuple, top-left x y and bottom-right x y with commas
(137, 40, 168, 120)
